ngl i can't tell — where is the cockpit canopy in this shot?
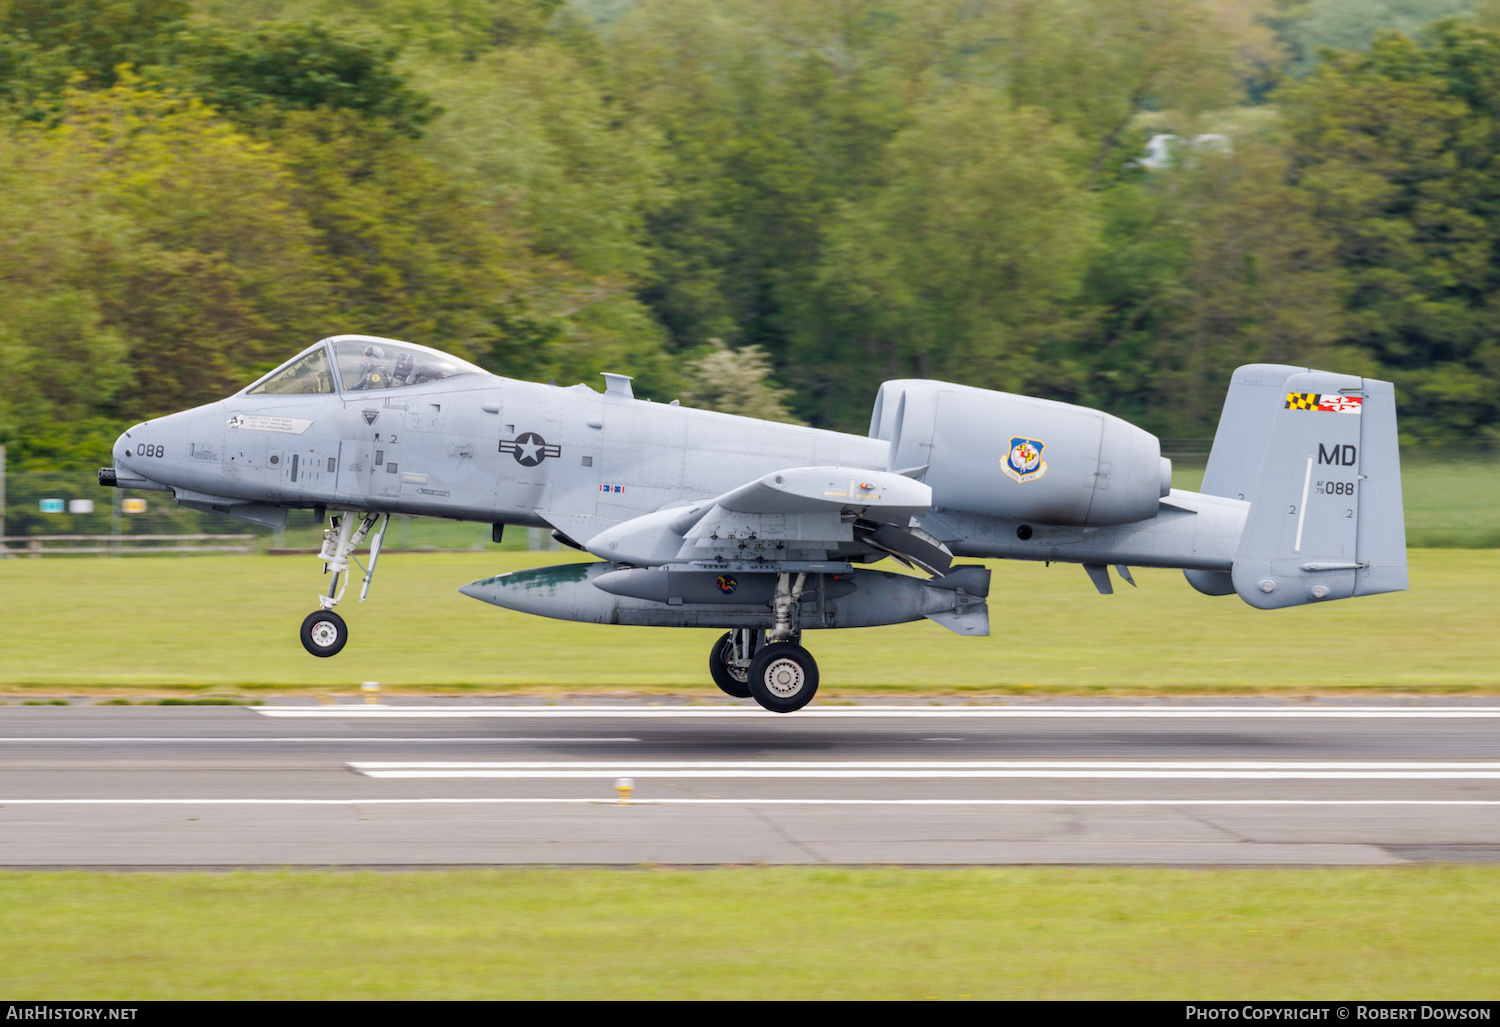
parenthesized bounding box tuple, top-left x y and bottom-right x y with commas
(244, 335, 486, 396)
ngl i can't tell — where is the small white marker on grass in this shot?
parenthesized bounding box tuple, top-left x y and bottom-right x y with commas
(362, 682, 380, 705)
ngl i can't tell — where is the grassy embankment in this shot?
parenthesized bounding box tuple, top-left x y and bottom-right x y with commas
(1, 867, 1496, 999)
(0, 547, 1493, 693)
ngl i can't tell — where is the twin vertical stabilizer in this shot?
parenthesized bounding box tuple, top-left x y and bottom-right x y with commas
(1195, 364, 1408, 610)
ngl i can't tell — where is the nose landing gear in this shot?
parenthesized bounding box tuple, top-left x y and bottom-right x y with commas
(297, 511, 389, 657)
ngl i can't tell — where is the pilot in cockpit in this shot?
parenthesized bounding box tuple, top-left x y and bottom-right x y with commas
(352, 345, 391, 391)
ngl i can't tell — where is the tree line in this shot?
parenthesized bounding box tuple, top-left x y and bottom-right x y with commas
(2, 0, 1499, 470)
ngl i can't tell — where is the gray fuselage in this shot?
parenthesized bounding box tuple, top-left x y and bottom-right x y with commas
(110, 337, 1246, 574)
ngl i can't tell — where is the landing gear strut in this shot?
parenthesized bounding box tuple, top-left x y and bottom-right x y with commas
(297, 511, 389, 657)
(709, 571, 820, 712)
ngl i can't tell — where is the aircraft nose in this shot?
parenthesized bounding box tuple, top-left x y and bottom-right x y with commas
(110, 424, 145, 474)
(102, 423, 156, 490)
(104, 416, 190, 492)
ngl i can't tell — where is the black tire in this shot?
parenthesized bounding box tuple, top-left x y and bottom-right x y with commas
(746, 642, 819, 713)
(709, 632, 753, 698)
(300, 610, 348, 658)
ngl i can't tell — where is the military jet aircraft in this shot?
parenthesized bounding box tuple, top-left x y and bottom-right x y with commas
(100, 334, 1407, 712)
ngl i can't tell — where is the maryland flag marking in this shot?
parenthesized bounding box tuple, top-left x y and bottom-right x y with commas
(1285, 392, 1362, 414)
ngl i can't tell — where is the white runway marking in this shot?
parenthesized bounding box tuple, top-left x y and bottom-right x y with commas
(349, 760, 1500, 769)
(348, 757, 1500, 780)
(3, 798, 1500, 806)
(254, 705, 1500, 719)
(0, 737, 641, 744)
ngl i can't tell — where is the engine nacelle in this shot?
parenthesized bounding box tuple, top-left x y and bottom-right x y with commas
(869, 380, 1170, 527)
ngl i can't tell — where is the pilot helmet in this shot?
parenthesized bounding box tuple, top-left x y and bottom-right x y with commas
(363, 344, 385, 360)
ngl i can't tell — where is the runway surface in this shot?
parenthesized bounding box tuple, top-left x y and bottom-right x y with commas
(3, 699, 1500, 866)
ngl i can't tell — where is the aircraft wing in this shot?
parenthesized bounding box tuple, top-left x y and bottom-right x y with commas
(581, 466, 934, 568)
(712, 467, 931, 518)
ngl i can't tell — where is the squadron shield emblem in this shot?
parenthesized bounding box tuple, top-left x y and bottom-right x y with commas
(1002, 437, 1047, 484)
(715, 575, 738, 595)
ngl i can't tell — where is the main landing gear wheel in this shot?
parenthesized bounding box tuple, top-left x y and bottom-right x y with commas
(709, 632, 753, 698)
(747, 643, 819, 714)
(300, 610, 348, 658)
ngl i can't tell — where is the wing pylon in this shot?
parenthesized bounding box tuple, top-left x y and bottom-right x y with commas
(579, 466, 935, 572)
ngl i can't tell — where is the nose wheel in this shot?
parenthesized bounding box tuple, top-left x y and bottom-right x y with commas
(300, 610, 348, 657)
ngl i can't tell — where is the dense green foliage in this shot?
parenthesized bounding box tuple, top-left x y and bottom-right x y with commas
(4, 0, 1500, 469)
(1280, 1, 1477, 75)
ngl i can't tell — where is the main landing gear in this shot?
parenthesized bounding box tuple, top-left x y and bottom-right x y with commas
(710, 629, 820, 712)
(747, 641, 819, 713)
(298, 511, 390, 658)
(709, 571, 820, 713)
(709, 630, 755, 698)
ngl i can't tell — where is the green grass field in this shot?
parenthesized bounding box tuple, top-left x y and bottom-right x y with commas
(1, 867, 1495, 999)
(0, 548, 1493, 693)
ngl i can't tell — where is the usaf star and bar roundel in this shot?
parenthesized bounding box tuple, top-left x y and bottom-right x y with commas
(1285, 392, 1363, 414)
(499, 431, 562, 466)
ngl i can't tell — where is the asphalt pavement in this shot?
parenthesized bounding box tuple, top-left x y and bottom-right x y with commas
(3, 698, 1499, 866)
